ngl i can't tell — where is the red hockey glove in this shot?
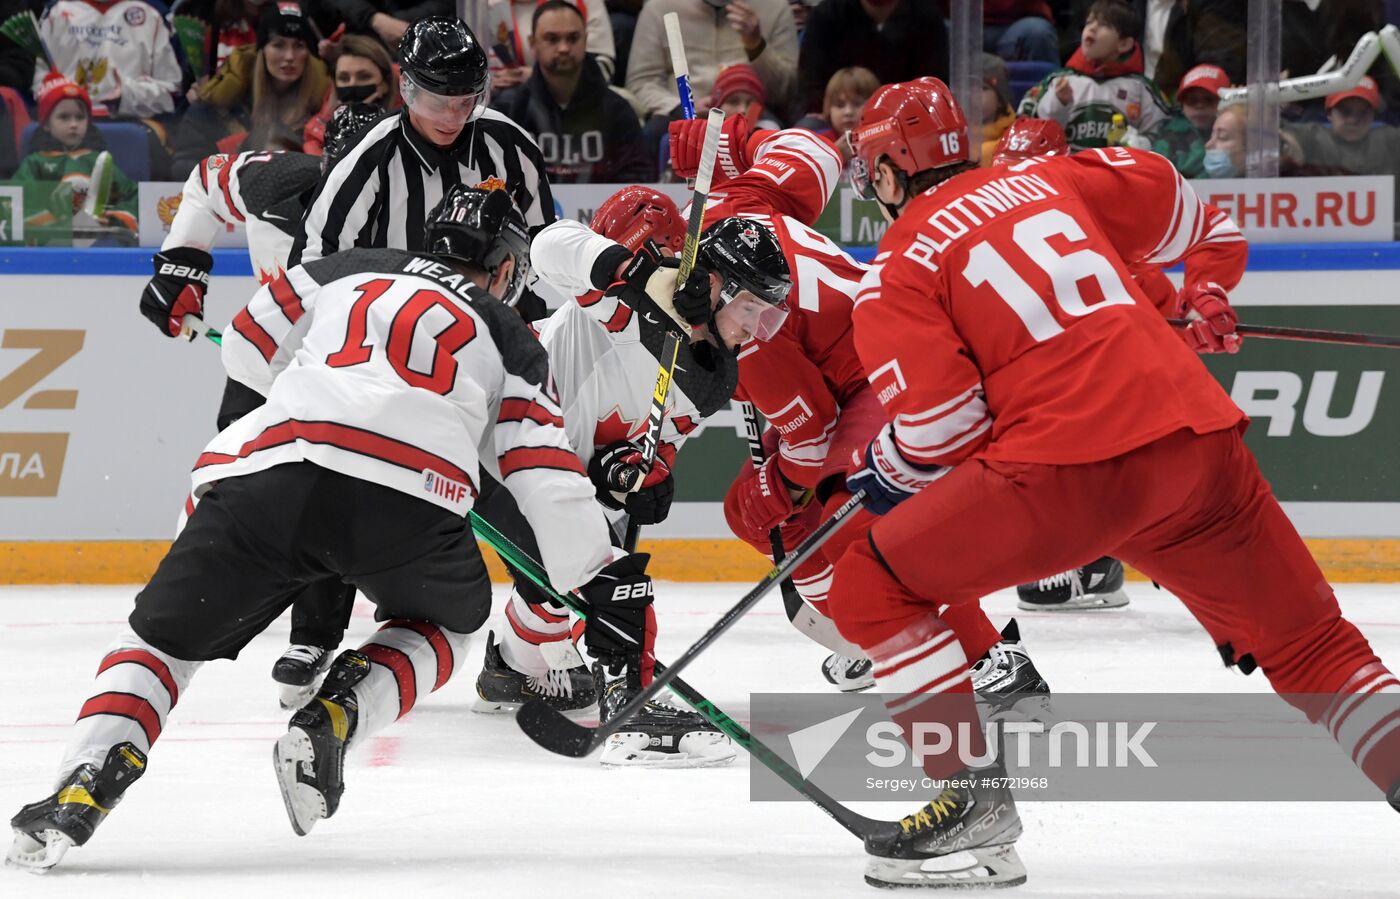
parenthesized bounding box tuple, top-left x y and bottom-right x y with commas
(727, 453, 802, 542)
(140, 247, 212, 338)
(1175, 281, 1242, 355)
(668, 114, 751, 185)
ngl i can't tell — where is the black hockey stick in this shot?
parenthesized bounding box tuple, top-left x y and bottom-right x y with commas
(469, 507, 891, 841)
(513, 490, 865, 759)
(1167, 318, 1400, 349)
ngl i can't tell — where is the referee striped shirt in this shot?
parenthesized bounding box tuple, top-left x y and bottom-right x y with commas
(291, 108, 555, 265)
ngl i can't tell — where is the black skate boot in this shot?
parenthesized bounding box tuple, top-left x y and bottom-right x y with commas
(7, 742, 147, 871)
(473, 630, 598, 713)
(1017, 556, 1128, 611)
(274, 650, 367, 836)
(822, 653, 875, 692)
(598, 677, 737, 768)
(864, 769, 1026, 889)
(273, 643, 334, 711)
(972, 619, 1054, 725)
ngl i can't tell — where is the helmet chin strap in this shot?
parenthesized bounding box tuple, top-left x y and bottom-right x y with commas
(878, 168, 912, 221)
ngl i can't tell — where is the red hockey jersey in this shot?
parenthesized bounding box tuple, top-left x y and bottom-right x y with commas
(854, 147, 1247, 470)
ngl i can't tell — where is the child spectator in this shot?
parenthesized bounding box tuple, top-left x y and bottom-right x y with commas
(34, 0, 182, 118)
(303, 35, 399, 155)
(979, 53, 1017, 166)
(710, 63, 781, 132)
(793, 65, 878, 168)
(1018, 0, 1171, 151)
(1283, 77, 1400, 182)
(1147, 63, 1224, 177)
(14, 74, 138, 240)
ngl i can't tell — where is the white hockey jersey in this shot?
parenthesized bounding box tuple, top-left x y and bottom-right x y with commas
(205, 247, 620, 594)
(163, 151, 322, 284)
(35, 0, 182, 118)
(531, 219, 742, 474)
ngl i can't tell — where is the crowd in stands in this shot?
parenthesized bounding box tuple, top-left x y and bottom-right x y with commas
(0, 0, 1397, 241)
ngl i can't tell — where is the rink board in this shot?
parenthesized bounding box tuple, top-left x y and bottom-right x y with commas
(0, 244, 1398, 581)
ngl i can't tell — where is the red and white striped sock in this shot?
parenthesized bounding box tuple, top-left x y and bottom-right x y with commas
(60, 631, 200, 782)
(499, 591, 572, 677)
(791, 560, 834, 618)
(354, 620, 470, 740)
(1319, 661, 1400, 794)
(867, 613, 984, 782)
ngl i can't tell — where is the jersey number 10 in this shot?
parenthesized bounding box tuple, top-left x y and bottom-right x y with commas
(326, 278, 478, 395)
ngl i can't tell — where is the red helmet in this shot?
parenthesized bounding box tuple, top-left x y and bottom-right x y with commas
(848, 77, 968, 200)
(991, 117, 1069, 167)
(589, 186, 684, 253)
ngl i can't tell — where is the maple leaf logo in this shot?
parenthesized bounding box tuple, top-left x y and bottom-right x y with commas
(595, 406, 644, 447)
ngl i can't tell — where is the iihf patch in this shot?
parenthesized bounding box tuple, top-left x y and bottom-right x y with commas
(125, 6, 146, 25)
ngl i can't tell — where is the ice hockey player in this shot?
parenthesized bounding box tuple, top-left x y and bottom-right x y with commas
(990, 114, 1247, 612)
(666, 114, 1053, 711)
(7, 186, 661, 871)
(832, 76, 1400, 888)
(136, 104, 390, 709)
(473, 189, 781, 768)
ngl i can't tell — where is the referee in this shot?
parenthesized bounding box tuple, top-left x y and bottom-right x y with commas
(291, 17, 556, 282)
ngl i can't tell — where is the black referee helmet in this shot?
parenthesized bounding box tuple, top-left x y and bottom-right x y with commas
(400, 17, 490, 97)
(425, 186, 532, 306)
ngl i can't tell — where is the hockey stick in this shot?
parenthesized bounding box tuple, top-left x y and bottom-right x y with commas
(179, 314, 223, 345)
(515, 489, 865, 760)
(1168, 319, 1400, 349)
(739, 402, 862, 656)
(469, 507, 890, 841)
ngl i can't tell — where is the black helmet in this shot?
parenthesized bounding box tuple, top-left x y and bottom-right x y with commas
(697, 218, 791, 306)
(322, 103, 387, 173)
(425, 186, 531, 306)
(399, 16, 490, 97)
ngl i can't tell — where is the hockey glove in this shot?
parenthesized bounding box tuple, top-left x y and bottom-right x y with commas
(846, 423, 945, 516)
(727, 453, 802, 541)
(589, 440, 673, 513)
(1174, 281, 1242, 355)
(672, 267, 715, 328)
(625, 467, 675, 526)
(580, 554, 657, 684)
(140, 248, 213, 338)
(668, 114, 751, 185)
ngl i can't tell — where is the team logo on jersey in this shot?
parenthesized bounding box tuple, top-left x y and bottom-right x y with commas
(477, 176, 508, 192)
(868, 359, 907, 406)
(125, 5, 146, 25)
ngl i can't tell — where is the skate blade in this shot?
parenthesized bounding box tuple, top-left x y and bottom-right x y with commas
(864, 843, 1027, 890)
(472, 694, 598, 718)
(834, 676, 876, 693)
(5, 829, 74, 872)
(278, 682, 318, 712)
(1017, 588, 1129, 612)
(600, 731, 738, 769)
(273, 729, 326, 837)
(979, 694, 1056, 727)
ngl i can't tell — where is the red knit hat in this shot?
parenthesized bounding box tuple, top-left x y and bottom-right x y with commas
(37, 72, 92, 123)
(711, 64, 765, 108)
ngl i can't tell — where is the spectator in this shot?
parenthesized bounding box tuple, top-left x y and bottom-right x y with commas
(485, 0, 617, 94)
(317, 0, 454, 52)
(1148, 63, 1221, 177)
(171, 0, 261, 83)
(984, 2, 1059, 64)
(14, 74, 138, 240)
(711, 63, 781, 131)
(500, 0, 650, 182)
(792, 64, 877, 167)
(173, 0, 329, 177)
(304, 35, 399, 155)
(797, 0, 948, 117)
(34, 0, 182, 118)
(606, 0, 644, 84)
(0, 0, 45, 96)
(1283, 77, 1400, 181)
(628, 0, 798, 139)
(1018, 0, 1170, 151)
(1202, 101, 1243, 177)
(1138, 0, 1184, 80)
(979, 53, 1017, 166)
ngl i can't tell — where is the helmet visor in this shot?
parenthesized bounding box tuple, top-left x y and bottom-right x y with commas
(402, 74, 484, 132)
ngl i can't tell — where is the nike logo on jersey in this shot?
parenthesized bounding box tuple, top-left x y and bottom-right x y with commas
(262, 212, 288, 221)
(643, 312, 659, 325)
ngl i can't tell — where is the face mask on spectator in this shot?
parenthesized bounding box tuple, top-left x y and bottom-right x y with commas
(336, 83, 379, 104)
(1202, 148, 1238, 178)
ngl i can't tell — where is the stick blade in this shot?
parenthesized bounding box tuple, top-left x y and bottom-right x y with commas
(515, 699, 599, 758)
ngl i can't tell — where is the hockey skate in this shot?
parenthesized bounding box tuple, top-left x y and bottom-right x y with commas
(1016, 556, 1129, 611)
(473, 630, 599, 713)
(273, 650, 366, 836)
(598, 677, 737, 768)
(864, 766, 1025, 889)
(972, 620, 1054, 725)
(822, 653, 876, 692)
(273, 643, 334, 711)
(7, 742, 147, 872)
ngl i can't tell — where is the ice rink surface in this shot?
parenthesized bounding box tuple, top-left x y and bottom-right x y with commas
(2, 581, 1398, 899)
